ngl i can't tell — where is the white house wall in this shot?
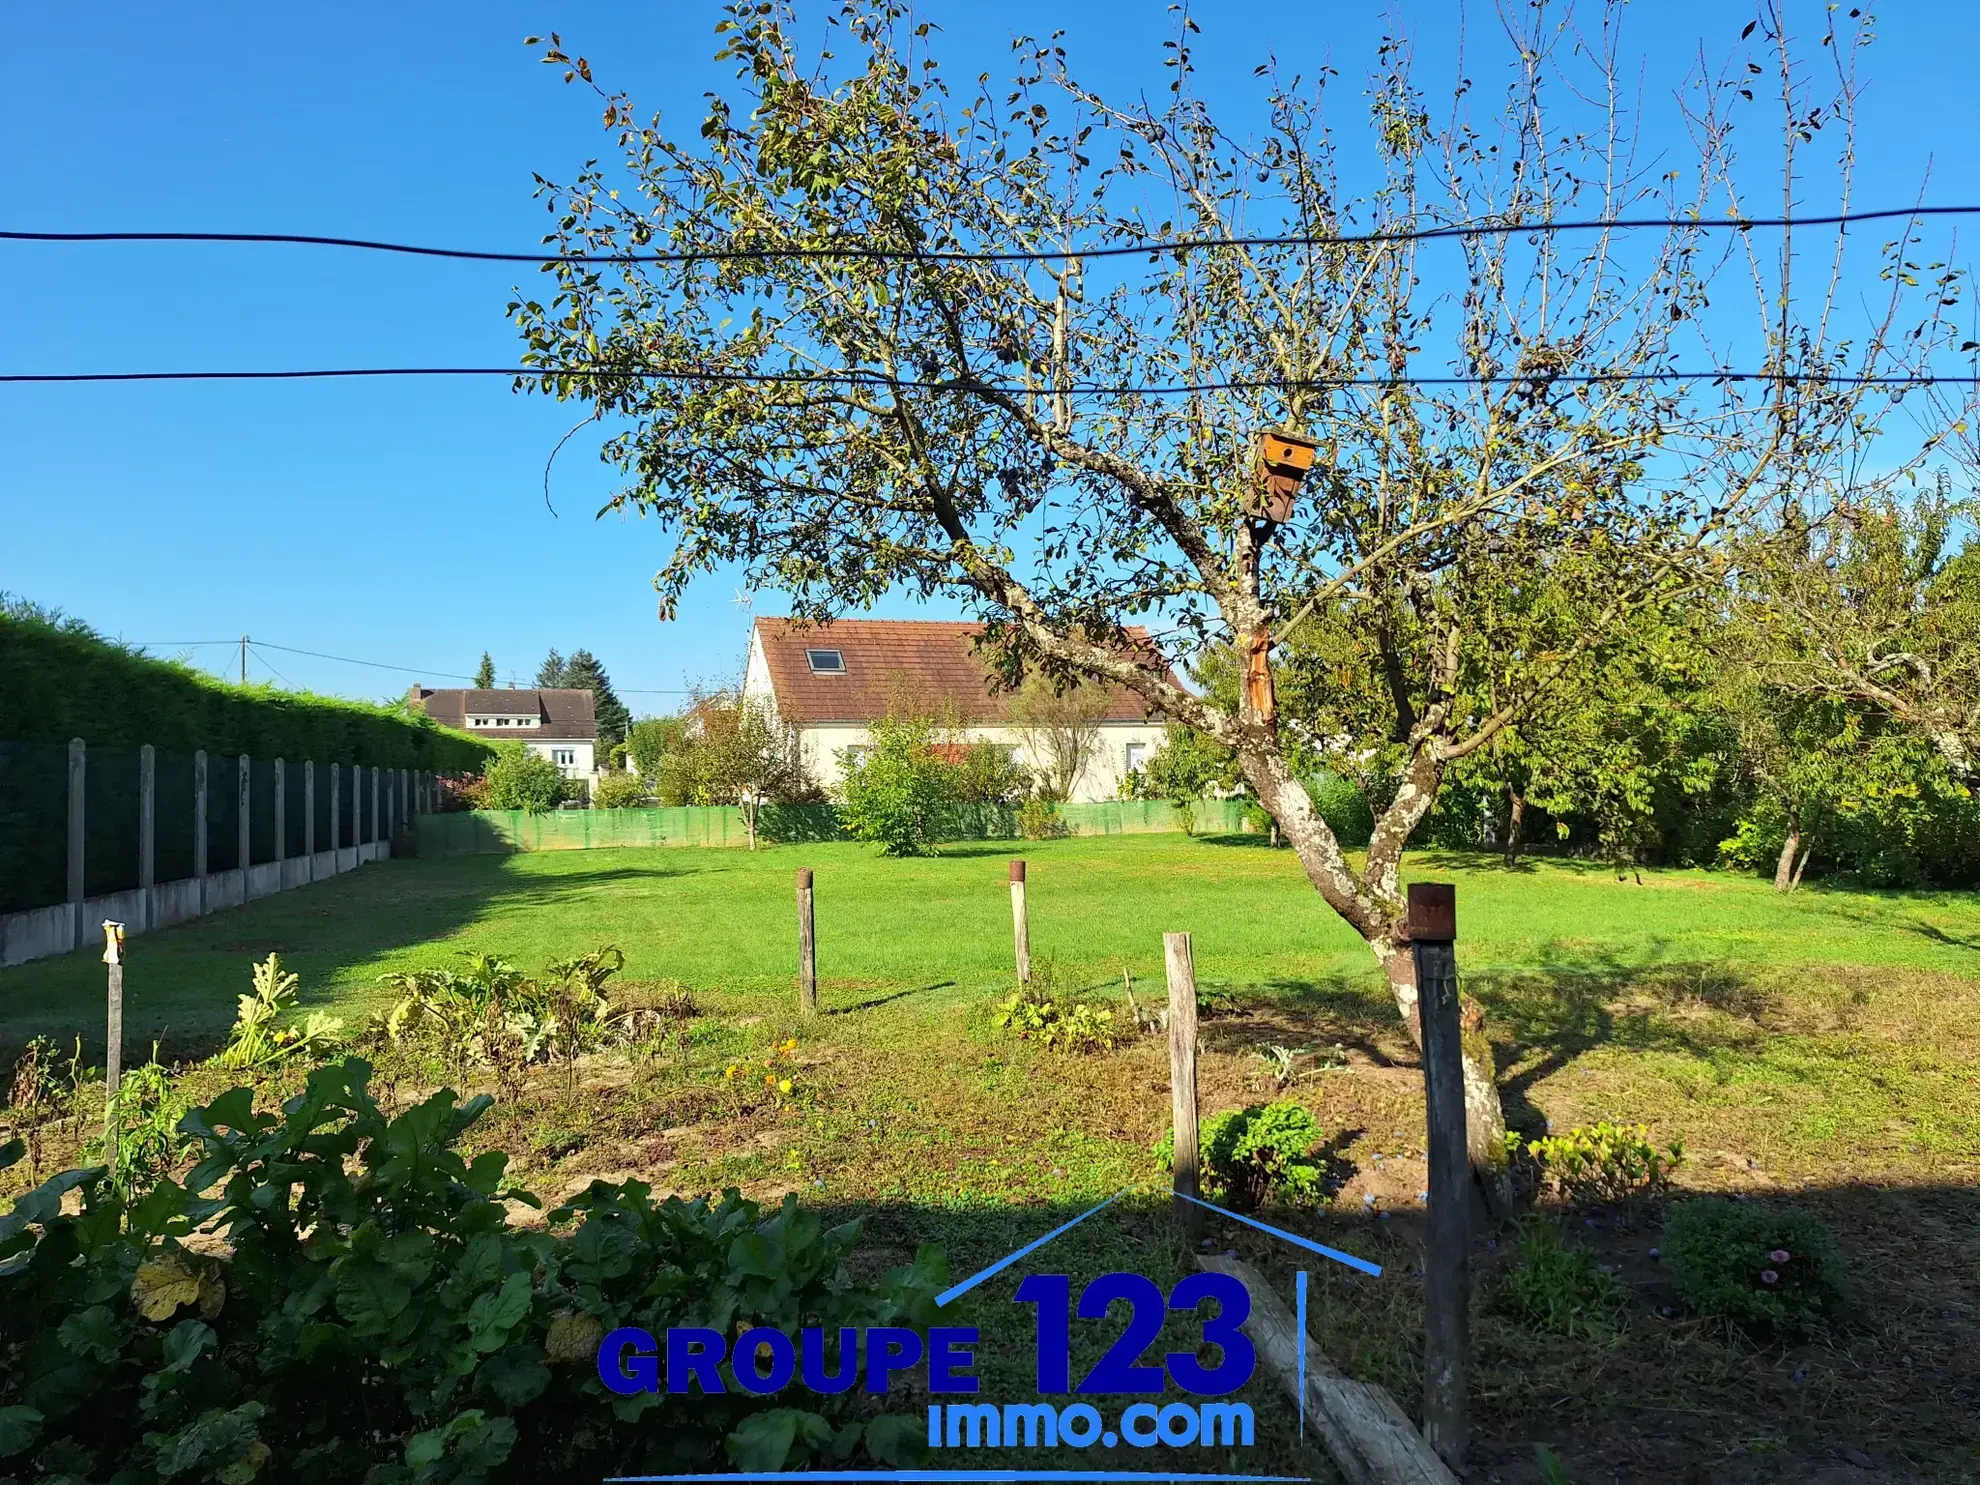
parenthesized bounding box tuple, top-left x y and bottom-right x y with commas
(796, 721, 1167, 803)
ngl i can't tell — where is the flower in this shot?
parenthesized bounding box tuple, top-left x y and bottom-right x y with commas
(1760, 1269, 1779, 1285)
(778, 1079, 793, 1095)
(1769, 1249, 1791, 1263)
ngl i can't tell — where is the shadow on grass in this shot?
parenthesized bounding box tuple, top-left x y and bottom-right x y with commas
(825, 982, 954, 1015)
(0, 855, 701, 1058)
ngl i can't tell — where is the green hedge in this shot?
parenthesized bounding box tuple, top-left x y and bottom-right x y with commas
(0, 611, 491, 771)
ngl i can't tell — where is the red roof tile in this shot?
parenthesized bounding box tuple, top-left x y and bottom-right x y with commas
(753, 617, 1163, 725)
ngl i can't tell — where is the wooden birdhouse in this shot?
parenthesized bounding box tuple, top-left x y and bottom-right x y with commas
(1246, 429, 1320, 523)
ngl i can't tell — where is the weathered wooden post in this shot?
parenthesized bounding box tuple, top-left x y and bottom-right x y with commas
(102, 920, 126, 1149)
(1409, 881, 1468, 1470)
(796, 867, 818, 1014)
(1009, 859, 1032, 986)
(1165, 931, 1202, 1242)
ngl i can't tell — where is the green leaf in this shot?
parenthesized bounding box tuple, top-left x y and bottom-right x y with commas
(464, 1271, 533, 1352)
(724, 1409, 798, 1472)
(161, 1319, 217, 1374)
(0, 1405, 44, 1458)
(57, 1305, 123, 1365)
(480, 1345, 550, 1407)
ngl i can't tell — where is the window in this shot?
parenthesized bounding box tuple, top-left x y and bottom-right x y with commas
(806, 648, 845, 674)
(497, 717, 510, 726)
(1124, 742, 1147, 774)
(552, 747, 575, 767)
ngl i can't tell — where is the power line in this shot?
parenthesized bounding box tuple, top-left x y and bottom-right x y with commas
(2, 203, 1975, 266)
(128, 637, 691, 693)
(6, 366, 1977, 392)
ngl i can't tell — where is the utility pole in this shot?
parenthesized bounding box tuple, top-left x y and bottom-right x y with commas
(240, 634, 249, 685)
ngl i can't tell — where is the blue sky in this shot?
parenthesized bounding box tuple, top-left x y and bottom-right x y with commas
(3, 1, 1975, 713)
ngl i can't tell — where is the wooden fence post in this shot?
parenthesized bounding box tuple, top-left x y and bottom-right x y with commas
(102, 920, 126, 1150)
(1409, 882, 1467, 1470)
(1165, 931, 1202, 1242)
(1009, 859, 1031, 985)
(796, 867, 818, 1014)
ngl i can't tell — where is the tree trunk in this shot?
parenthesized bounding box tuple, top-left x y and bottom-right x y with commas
(1502, 790, 1525, 868)
(1772, 825, 1800, 893)
(1791, 839, 1813, 890)
(1382, 941, 1512, 1214)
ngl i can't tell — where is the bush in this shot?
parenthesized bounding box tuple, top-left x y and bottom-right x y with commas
(1663, 1198, 1846, 1333)
(1490, 1217, 1627, 1340)
(994, 961, 1116, 1054)
(591, 771, 650, 809)
(1015, 797, 1065, 840)
(835, 717, 955, 856)
(1158, 1101, 1329, 1211)
(1307, 773, 1374, 847)
(0, 1060, 944, 1484)
(478, 744, 575, 812)
(1511, 1122, 1682, 1209)
(213, 955, 343, 1072)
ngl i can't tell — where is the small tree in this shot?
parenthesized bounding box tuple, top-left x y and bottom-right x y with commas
(1009, 675, 1112, 802)
(473, 652, 496, 689)
(480, 743, 572, 812)
(627, 716, 686, 778)
(836, 715, 956, 856)
(535, 649, 566, 688)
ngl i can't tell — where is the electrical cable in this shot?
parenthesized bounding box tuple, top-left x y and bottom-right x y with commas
(3, 203, 1976, 266)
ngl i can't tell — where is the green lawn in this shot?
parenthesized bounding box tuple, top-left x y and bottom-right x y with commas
(6, 832, 1979, 1049)
(5, 833, 1979, 1475)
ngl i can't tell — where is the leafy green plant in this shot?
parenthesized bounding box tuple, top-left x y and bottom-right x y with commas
(478, 744, 577, 812)
(1535, 1445, 1575, 1484)
(84, 1059, 194, 1201)
(591, 771, 651, 809)
(994, 960, 1117, 1053)
(1511, 1121, 1682, 1208)
(4, 1036, 89, 1181)
(1157, 1101, 1329, 1211)
(1663, 1198, 1847, 1333)
(0, 1058, 945, 1485)
(835, 716, 955, 856)
(1490, 1217, 1627, 1341)
(1015, 797, 1066, 840)
(214, 954, 344, 1071)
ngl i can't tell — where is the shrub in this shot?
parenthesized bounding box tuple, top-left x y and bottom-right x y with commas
(994, 963, 1117, 1055)
(0, 1062, 943, 1484)
(479, 744, 576, 812)
(835, 717, 956, 856)
(1307, 772, 1375, 847)
(1015, 797, 1065, 840)
(1158, 1101, 1329, 1211)
(1512, 1122, 1681, 1208)
(591, 771, 650, 809)
(1490, 1217, 1627, 1341)
(214, 954, 343, 1071)
(1663, 1198, 1846, 1333)
(84, 1060, 194, 1201)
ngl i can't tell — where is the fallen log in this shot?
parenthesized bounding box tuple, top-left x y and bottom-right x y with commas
(1196, 1255, 1458, 1485)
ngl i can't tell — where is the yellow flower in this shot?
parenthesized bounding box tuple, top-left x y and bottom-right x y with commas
(778, 1079, 793, 1095)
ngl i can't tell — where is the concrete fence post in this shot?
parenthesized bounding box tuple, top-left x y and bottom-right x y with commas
(330, 764, 341, 856)
(67, 738, 86, 950)
(303, 761, 316, 880)
(371, 765, 380, 849)
(138, 744, 155, 932)
(193, 750, 208, 914)
(237, 754, 251, 881)
(273, 759, 286, 866)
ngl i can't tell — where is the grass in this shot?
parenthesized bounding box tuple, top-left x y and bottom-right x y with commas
(4, 831, 1979, 1478)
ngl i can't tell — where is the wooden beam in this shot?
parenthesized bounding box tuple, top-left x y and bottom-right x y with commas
(1196, 1255, 1457, 1485)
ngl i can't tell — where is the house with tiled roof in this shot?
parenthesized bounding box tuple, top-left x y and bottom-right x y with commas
(741, 617, 1170, 802)
(407, 686, 600, 795)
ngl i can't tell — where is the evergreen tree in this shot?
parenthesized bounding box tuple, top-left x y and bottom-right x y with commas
(473, 652, 496, 689)
(534, 649, 566, 688)
(559, 648, 631, 746)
